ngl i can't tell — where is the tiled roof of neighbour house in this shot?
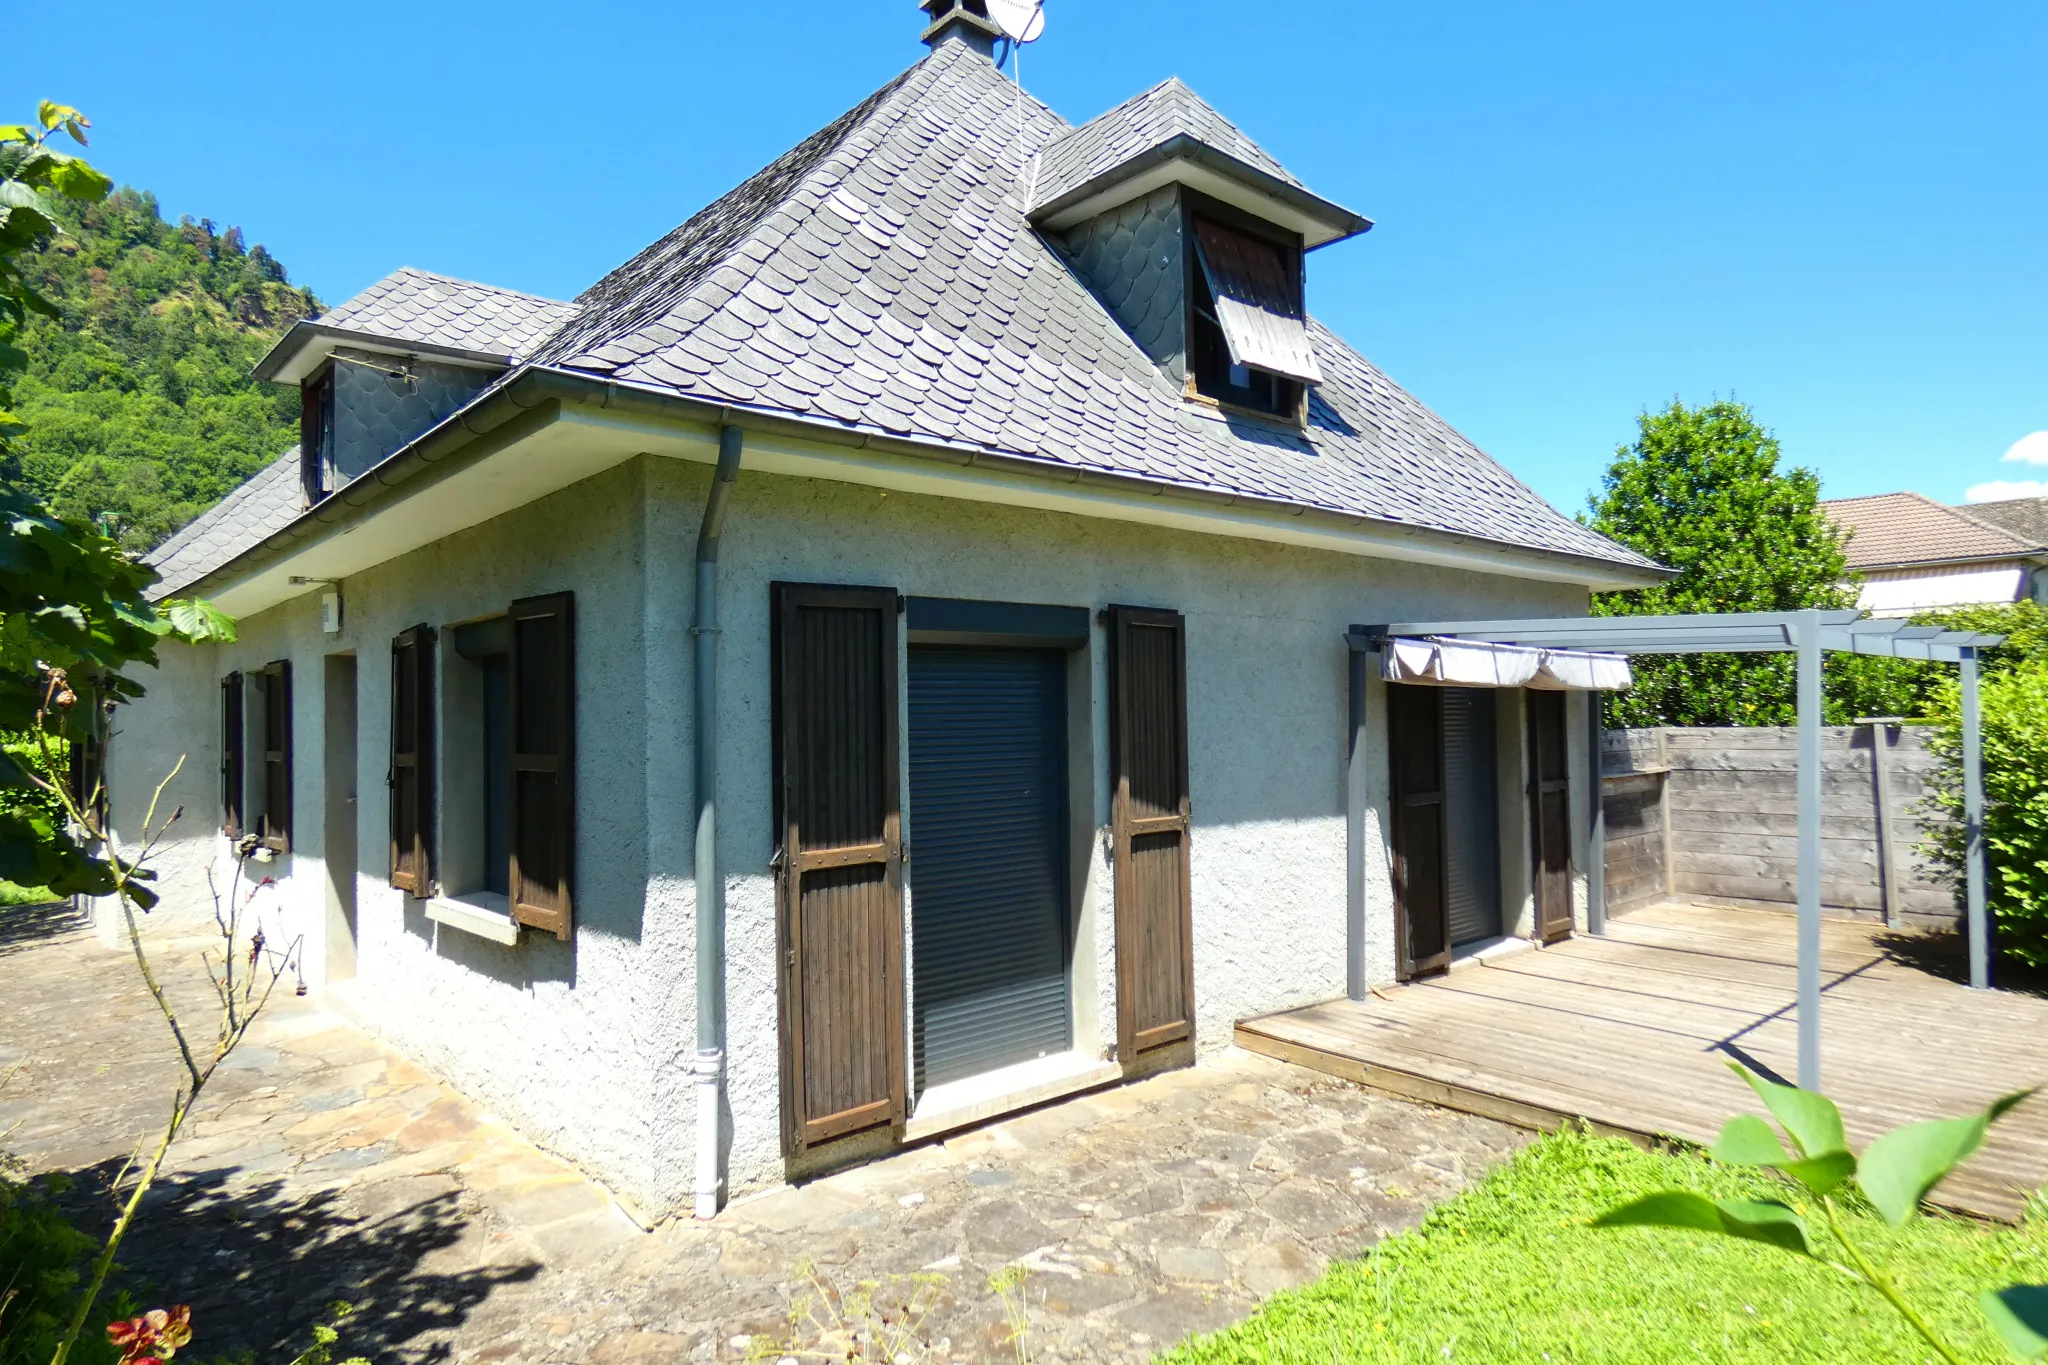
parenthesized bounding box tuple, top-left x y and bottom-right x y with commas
(145, 447, 304, 599)
(1960, 496, 2048, 549)
(1823, 492, 2046, 570)
(528, 41, 1657, 575)
(319, 268, 577, 359)
(1030, 77, 1306, 211)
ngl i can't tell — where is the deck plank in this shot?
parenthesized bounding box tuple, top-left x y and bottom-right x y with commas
(1236, 903, 2048, 1222)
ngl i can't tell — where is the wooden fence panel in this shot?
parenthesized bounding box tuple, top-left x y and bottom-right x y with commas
(1601, 725, 1957, 929)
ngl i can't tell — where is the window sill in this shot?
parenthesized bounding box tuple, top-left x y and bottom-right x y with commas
(426, 891, 520, 946)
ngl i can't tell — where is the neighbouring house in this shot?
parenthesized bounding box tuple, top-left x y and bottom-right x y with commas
(1823, 492, 2048, 616)
(1964, 494, 2048, 559)
(106, 1, 1666, 1221)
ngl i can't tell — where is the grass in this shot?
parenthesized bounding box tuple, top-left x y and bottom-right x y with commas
(1166, 1129, 2048, 1364)
(0, 879, 57, 907)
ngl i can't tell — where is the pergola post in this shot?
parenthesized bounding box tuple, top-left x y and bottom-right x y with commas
(1795, 608, 1823, 1090)
(1962, 648, 1989, 990)
(1587, 690, 1607, 935)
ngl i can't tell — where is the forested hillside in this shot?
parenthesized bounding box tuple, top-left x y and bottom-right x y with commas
(7, 188, 320, 551)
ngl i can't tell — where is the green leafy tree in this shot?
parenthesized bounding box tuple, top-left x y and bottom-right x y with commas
(1921, 658, 2048, 967)
(1586, 399, 1897, 726)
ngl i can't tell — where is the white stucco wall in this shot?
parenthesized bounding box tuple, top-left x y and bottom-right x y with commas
(110, 444, 1595, 1217)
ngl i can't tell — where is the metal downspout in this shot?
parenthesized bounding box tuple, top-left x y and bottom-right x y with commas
(693, 425, 744, 1220)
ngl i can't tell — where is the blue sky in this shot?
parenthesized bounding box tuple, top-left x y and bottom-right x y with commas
(11, 0, 2045, 513)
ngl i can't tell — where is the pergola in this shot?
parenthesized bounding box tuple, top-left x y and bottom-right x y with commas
(1353, 608, 2004, 1090)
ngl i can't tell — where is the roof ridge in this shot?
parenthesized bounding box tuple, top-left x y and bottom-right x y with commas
(383, 266, 568, 305)
(1944, 497, 2046, 551)
(531, 52, 962, 369)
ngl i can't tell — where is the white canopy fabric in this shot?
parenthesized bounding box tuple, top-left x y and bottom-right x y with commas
(1382, 636, 1632, 691)
(1192, 220, 1324, 385)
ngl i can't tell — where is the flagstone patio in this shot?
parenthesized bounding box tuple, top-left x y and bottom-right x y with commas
(0, 903, 1523, 1363)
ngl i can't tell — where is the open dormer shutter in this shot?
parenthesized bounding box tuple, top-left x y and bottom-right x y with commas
(509, 592, 574, 939)
(1191, 219, 1322, 385)
(389, 626, 434, 893)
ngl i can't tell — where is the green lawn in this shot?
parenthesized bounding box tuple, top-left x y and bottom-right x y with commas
(1168, 1129, 2048, 1364)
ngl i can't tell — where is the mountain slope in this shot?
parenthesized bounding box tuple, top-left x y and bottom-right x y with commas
(10, 188, 320, 551)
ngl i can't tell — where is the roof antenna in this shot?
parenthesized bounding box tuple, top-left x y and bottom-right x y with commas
(986, 0, 1044, 180)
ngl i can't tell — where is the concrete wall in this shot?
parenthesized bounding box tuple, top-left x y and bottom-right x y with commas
(1600, 724, 1958, 929)
(109, 445, 1592, 1216)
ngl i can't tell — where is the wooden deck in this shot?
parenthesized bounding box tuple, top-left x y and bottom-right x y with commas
(1236, 903, 2048, 1221)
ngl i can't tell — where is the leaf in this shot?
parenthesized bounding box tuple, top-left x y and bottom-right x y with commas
(1858, 1089, 2038, 1226)
(1983, 1285, 2048, 1359)
(0, 126, 34, 143)
(161, 597, 237, 644)
(37, 102, 83, 133)
(45, 157, 110, 202)
(1731, 1062, 1847, 1158)
(1712, 1113, 1789, 1164)
(1592, 1191, 1813, 1258)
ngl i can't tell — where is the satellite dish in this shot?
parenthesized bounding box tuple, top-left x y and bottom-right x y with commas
(986, 0, 1045, 42)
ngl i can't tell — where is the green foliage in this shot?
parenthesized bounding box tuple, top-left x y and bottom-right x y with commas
(1585, 1064, 2039, 1363)
(1923, 658, 2048, 967)
(1984, 1287, 2048, 1360)
(1588, 399, 1868, 726)
(7, 187, 316, 551)
(0, 1175, 121, 1365)
(0, 485, 236, 903)
(1168, 1127, 2048, 1364)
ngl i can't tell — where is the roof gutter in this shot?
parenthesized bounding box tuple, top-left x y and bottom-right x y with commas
(172, 364, 1672, 603)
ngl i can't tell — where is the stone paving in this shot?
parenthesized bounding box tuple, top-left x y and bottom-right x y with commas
(0, 904, 1526, 1363)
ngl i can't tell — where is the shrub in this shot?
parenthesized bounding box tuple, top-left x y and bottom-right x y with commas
(0, 1174, 121, 1365)
(1923, 658, 2048, 966)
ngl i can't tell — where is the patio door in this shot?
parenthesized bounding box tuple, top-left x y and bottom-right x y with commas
(1528, 689, 1574, 942)
(1388, 684, 1451, 979)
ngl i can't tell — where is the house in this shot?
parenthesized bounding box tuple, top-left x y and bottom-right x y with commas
(1964, 494, 2048, 559)
(108, 1, 1666, 1221)
(1823, 492, 2048, 616)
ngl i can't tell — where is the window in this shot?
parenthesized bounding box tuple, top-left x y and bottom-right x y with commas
(300, 362, 336, 505)
(404, 593, 575, 940)
(1186, 212, 1316, 419)
(256, 661, 293, 849)
(221, 671, 244, 836)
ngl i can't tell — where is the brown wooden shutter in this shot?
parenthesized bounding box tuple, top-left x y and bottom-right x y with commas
(1108, 605, 1195, 1061)
(221, 672, 244, 837)
(260, 660, 293, 850)
(509, 592, 574, 938)
(1529, 689, 1574, 943)
(773, 583, 906, 1153)
(389, 626, 434, 893)
(1388, 683, 1451, 979)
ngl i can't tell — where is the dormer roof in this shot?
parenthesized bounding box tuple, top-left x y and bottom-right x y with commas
(1029, 78, 1371, 248)
(252, 267, 575, 384)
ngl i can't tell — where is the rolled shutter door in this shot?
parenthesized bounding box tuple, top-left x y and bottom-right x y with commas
(908, 647, 1071, 1092)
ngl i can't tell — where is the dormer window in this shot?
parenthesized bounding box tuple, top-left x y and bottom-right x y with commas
(1187, 211, 1317, 419)
(299, 361, 336, 505)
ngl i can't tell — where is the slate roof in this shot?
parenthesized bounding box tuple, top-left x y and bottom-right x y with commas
(319, 268, 575, 360)
(146, 447, 304, 597)
(532, 42, 1653, 574)
(168, 37, 1659, 595)
(1960, 496, 2048, 549)
(1823, 492, 2044, 570)
(1030, 77, 1306, 211)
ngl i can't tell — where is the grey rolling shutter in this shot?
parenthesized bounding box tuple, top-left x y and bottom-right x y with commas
(1442, 688, 1502, 947)
(221, 672, 244, 837)
(509, 592, 574, 939)
(907, 647, 1071, 1092)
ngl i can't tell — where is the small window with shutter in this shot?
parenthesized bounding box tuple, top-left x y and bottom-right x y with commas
(409, 594, 575, 943)
(300, 362, 336, 505)
(389, 626, 435, 893)
(256, 660, 294, 850)
(221, 671, 244, 837)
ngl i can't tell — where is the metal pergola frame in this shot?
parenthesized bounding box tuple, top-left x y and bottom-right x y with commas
(1352, 608, 2005, 1091)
